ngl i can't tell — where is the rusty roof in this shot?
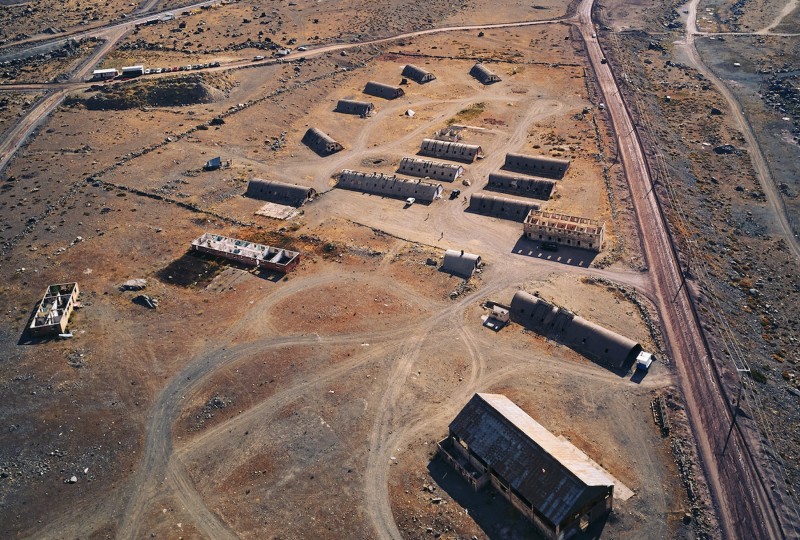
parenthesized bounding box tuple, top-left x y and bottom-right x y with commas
(449, 393, 614, 527)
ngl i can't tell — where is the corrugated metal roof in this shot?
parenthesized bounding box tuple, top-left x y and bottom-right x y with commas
(442, 249, 480, 278)
(450, 393, 613, 527)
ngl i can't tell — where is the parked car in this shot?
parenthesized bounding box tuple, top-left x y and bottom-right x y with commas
(405, 197, 415, 206)
(253, 55, 265, 61)
(449, 189, 461, 199)
(540, 241, 559, 252)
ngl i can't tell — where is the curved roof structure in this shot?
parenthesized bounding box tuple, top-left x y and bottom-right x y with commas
(337, 170, 443, 203)
(468, 192, 540, 222)
(504, 153, 570, 179)
(419, 138, 482, 163)
(336, 99, 374, 116)
(486, 172, 555, 200)
(245, 179, 316, 207)
(364, 81, 405, 99)
(509, 291, 641, 369)
(398, 157, 463, 182)
(470, 63, 501, 84)
(441, 249, 481, 278)
(302, 127, 343, 156)
(402, 64, 436, 83)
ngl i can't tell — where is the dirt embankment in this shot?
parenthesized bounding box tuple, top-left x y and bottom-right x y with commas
(77, 73, 236, 110)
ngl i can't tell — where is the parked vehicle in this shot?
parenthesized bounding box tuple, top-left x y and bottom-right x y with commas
(540, 241, 559, 252)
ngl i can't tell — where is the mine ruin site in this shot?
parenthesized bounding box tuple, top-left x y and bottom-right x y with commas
(1, 0, 800, 538)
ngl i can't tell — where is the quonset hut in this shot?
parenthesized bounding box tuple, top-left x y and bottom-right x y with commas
(504, 153, 571, 179)
(468, 192, 540, 222)
(402, 64, 436, 83)
(438, 393, 615, 540)
(336, 99, 374, 116)
(364, 81, 405, 99)
(337, 170, 443, 203)
(441, 249, 481, 278)
(509, 291, 642, 369)
(486, 172, 556, 200)
(302, 127, 343, 156)
(419, 138, 483, 163)
(470, 63, 501, 84)
(398, 157, 464, 182)
(245, 179, 316, 207)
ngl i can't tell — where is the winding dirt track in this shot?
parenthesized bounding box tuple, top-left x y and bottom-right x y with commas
(580, 0, 790, 537)
(4, 0, 797, 537)
(681, 0, 800, 260)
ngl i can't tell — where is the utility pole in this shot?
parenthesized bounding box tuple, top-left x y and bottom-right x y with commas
(721, 370, 749, 455)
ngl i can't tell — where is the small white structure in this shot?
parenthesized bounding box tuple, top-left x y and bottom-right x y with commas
(91, 68, 118, 80)
(636, 351, 654, 371)
(482, 305, 509, 330)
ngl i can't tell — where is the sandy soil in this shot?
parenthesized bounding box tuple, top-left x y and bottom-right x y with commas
(0, 4, 707, 540)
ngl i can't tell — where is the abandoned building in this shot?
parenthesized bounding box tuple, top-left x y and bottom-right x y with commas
(434, 126, 463, 142)
(398, 157, 464, 182)
(402, 64, 436, 83)
(504, 153, 571, 179)
(191, 233, 300, 272)
(364, 81, 405, 99)
(470, 63, 501, 84)
(335, 99, 374, 116)
(245, 179, 316, 207)
(468, 192, 540, 221)
(523, 210, 605, 252)
(486, 172, 556, 200)
(509, 291, 642, 369)
(419, 138, 483, 163)
(441, 249, 481, 278)
(337, 169, 443, 203)
(302, 127, 343, 156)
(29, 282, 80, 336)
(438, 393, 615, 540)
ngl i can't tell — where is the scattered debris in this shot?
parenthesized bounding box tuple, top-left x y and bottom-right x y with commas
(133, 295, 159, 309)
(120, 279, 147, 291)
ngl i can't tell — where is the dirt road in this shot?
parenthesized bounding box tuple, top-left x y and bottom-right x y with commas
(579, 0, 790, 536)
(680, 0, 800, 260)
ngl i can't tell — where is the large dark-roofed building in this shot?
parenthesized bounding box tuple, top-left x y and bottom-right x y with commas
(438, 393, 615, 540)
(245, 179, 316, 207)
(336, 99, 374, 116)
(364, 81, 405, 99)
(402, 64, 436, 83)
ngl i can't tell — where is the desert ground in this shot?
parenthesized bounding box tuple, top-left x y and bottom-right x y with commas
(0, 0, 799, 538)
